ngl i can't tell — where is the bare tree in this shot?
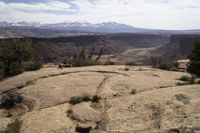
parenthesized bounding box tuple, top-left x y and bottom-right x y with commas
(79, 47, 86, 59)
(88, 46, 95, 59)
(96, 45, 105, 61)
(151, 57, 162, 67)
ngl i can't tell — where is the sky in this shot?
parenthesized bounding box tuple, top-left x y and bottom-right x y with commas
(0, 0, 200, 30)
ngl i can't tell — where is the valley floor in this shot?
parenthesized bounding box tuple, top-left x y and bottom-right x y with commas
(0, 65, 200, 133)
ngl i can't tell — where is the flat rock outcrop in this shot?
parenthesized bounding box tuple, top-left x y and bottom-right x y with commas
(0, 66, 199, 133)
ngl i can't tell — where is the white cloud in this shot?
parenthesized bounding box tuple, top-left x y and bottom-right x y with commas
(0, 0, 199, 29)
(0, 1, 75, 12)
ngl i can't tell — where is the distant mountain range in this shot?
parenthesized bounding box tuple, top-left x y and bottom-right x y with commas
(0, 21, 200, 38)
(0, 21, 146, 33)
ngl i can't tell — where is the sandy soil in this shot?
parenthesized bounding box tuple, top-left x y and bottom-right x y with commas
(0, 65, 199, 133)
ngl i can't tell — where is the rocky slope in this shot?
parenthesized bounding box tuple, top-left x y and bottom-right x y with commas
(0, 65, 200, 133)
(1, 34, 199, 65)
(152, 34, 200, 63)
(0, 34, 170, 63)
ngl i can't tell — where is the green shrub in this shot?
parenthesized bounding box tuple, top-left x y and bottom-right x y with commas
(158, 64, 171, 71)
(179, 75, 196, 84)
(66, 109, 73, 116)
(179, 75, 192, 82)
(92, 95, 101, 103)
(69, 96, 83, 105)
(8, 63, 24, 76)
(82, 94, 91, 102)
(64, 57, 100, 67)
(72, 59, 99, 67)
(0, 120, 22, 133)
(69, 94, 91, 105)
(190, 76, 196, 84)
(124, 67, 130, 71)
(169, 67, 180, 72)
(69, 94, 101, 105)
(150, 57, 162, 67)
(187, 62, 200, 76)
(0, 38, 34, 78)
(187, 40, 200, 76)
(130, 89, 137, 94)
(0, 91, 23, 109)
(104, 61, 115, 65)
(197, 79, 200, 84)
(24, 61, 42, 71)
(176, 82, 189, 86)
(63, 46, 104, 67)
(0, 65, 4, 80)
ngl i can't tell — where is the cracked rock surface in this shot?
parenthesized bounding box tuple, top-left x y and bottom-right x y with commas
(0, 65, 200, 133)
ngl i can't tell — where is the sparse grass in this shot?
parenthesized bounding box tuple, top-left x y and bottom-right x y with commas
(169, 126, 198, 133)
(169, 67, 180, 72)
(187, 40, 200, 76)
(66, 109, 77, 121)
(66, 109, 73, 117)
(176, 82, 189, 86)
(130, 89, 137, 94)
(104, 61, 115, 65)
(179, 75, 192, 82)
(69, 94, 101, 105)
(91, 95, 101, 103)
(0, 120, 22, 133)
(197, 79, 200, 84)
(69, 96, 83, 105)
(179, 75, 196, 84)
(5, 112, 12, 118)
(82, 93, 91, 102)
(71, 58, 100, 67)
(0, 91, 23, 109)
(158, 64, 171, 71)
(124, 67, 130, 71)
(69, 94, 91, 105)
(24, 61, 42, 71)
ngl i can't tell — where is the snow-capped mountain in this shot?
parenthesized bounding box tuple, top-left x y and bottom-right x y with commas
(1, 21, 200, 34)
(0, 21, 144, 33)
(40, 21, 141, 33)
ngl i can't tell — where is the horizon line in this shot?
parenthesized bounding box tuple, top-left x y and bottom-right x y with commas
(0, 20, 200, 31)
